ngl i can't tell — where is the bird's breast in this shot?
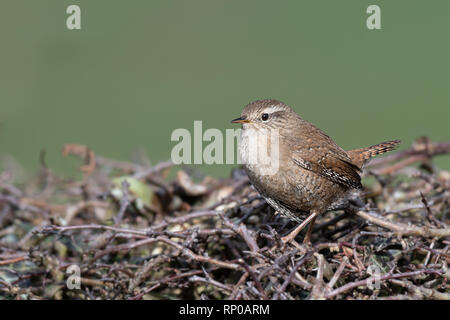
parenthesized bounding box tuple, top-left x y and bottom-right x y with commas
(239, 127, 281, 176)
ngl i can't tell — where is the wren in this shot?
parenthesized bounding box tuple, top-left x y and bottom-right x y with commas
(231, 99, 400, 243)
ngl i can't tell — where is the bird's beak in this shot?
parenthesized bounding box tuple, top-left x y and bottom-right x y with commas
(231, 116, 251, 124)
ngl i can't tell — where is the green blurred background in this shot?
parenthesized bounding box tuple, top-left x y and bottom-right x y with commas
(0, 0, 449, 179)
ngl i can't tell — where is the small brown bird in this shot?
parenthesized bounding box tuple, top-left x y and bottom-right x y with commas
(231, 99, 400, 243)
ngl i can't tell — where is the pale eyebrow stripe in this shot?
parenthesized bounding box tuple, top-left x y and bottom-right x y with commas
(266, 105, 285, 113)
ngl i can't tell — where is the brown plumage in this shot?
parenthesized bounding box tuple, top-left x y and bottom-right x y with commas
(347, 140, 400, 168)
(232, 99, 400, 243)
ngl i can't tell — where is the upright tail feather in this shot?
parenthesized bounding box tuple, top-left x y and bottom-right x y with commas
(347, 140, 401, 168)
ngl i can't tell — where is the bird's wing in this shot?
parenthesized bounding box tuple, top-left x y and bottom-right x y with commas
(286, 126, 363, 190)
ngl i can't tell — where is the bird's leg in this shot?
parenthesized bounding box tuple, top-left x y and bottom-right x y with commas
(281, 211, 319, 243)
(303, 215, 317, 244)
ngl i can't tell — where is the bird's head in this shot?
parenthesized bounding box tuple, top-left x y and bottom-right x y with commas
(231, 99, 296, 130)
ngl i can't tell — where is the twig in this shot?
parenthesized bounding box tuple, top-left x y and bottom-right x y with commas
(189, 276, 233, 294)
(355, 210, 450, 238)
(326, 269, 443, 299)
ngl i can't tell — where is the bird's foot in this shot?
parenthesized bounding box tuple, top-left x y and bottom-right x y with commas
(281, 233, 297, 244)
(280, 237, 308, 252)
(281, 212, 318, 247)
(302, 234, 312, 245)
(280, 232, 311, 245)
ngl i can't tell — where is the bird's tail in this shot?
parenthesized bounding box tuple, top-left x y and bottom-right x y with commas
(347, 140, 400, 168)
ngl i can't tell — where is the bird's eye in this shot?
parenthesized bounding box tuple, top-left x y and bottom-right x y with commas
(261, 113, 269, 121)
